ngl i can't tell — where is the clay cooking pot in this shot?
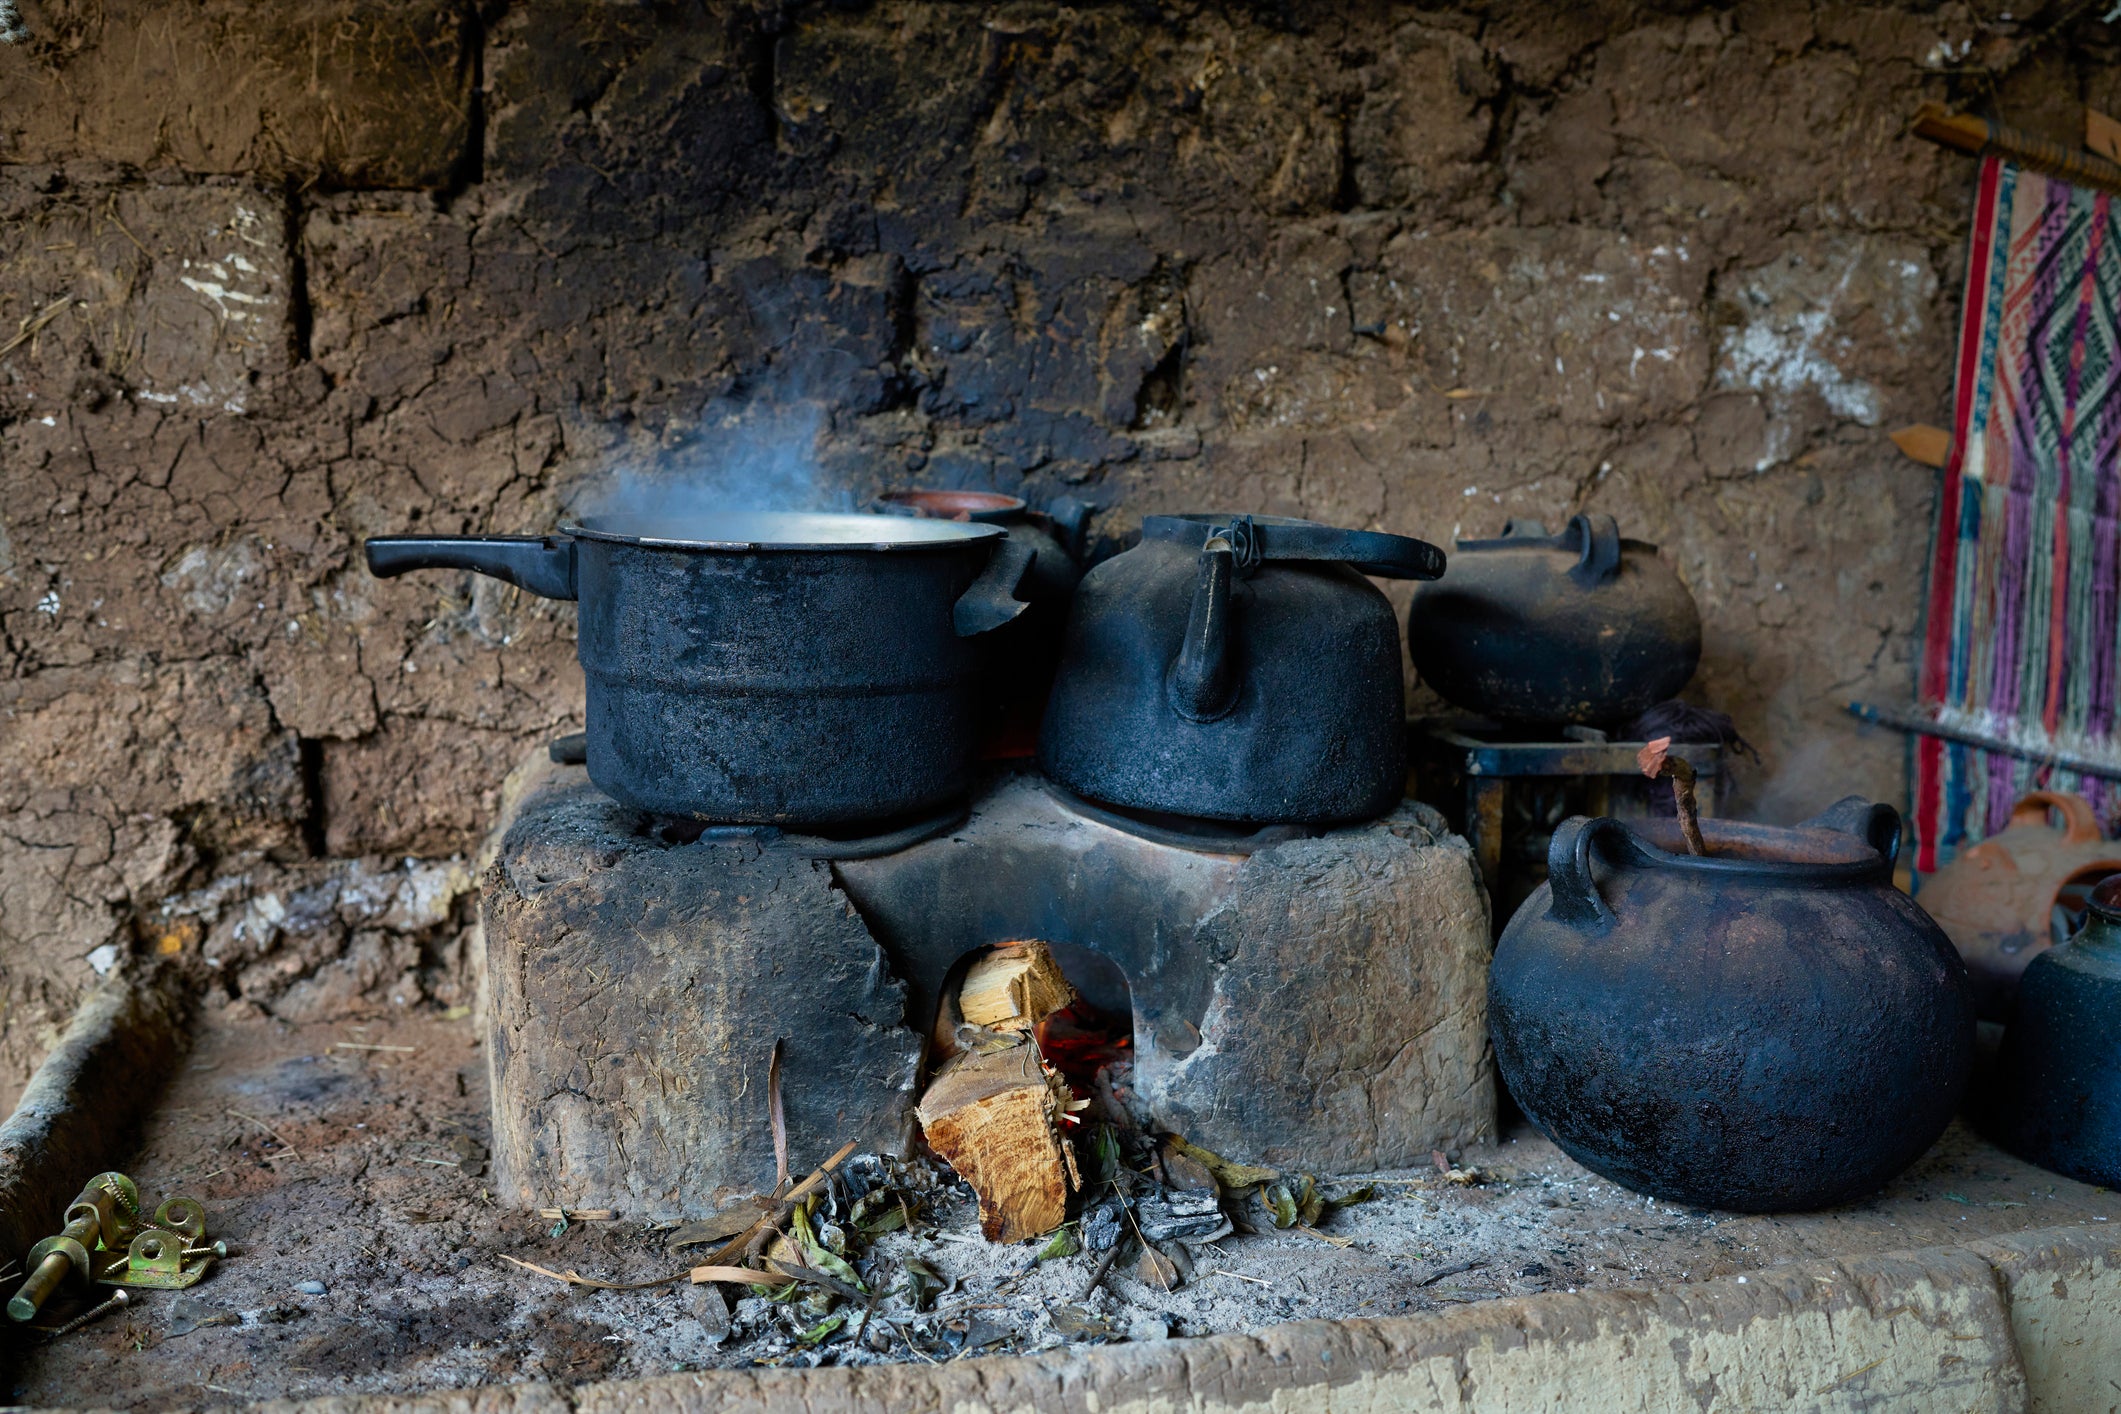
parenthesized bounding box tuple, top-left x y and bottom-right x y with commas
(1489, 798, 1975, 1212)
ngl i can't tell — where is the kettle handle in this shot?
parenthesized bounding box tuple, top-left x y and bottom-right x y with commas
(1167, 537, 1238, 721)
(2008, 790, 2104, 844)
(1545, 816, 1632, 934)
(1566, 514, 1624, 588)
(1801, 797, 1903, 870)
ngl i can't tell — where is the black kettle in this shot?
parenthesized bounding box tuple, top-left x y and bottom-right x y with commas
(1982, 872, 2121, 1188)
(1405, 515, 1701, 724)
(1039, 514, 1444, 824)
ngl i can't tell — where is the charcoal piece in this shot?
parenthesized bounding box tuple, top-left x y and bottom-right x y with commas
(1082, 1200, 1122, 1252)
(1134, 1189, 1226, 1242)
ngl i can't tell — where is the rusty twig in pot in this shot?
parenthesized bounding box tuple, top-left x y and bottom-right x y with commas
(1637, 736, 1707, 856)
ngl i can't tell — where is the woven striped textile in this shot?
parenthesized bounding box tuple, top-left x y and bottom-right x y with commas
(1914, 155, 2121, 873)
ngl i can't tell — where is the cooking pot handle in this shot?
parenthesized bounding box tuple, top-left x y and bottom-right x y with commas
(1545, 816, 1631, 933)
(952, 537, 1037, 636)
(1802, 796, 1903, 869)
(1566, 514, 1624, 588)
(365, 535, 579, 601)
(2008, 790, 2104, 844)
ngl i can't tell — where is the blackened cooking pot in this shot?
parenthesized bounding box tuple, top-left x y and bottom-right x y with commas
(1406, 515, 1701, 724)
(1039, 513, 1444, 824)
(365, 513, 1033, 824)
(1489, 799, 1974, 1212)
(1982, 873, 2121, 1187)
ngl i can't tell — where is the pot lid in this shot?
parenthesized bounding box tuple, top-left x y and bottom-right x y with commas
(563, 512, 1004, 552)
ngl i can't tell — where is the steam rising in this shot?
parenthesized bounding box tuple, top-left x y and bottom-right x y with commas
(572, 399, 854, 526)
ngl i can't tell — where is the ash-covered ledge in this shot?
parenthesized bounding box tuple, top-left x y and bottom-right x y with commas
(479, 756, 1493, 1215)
(164, 1221, 2121, 1414)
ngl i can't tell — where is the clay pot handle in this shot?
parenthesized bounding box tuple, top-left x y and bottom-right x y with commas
(1566, 514, 1624, 588)
(2008, 790, 2104, 844)
(1801, 797, 1903, 870)
(1545, 816, 1630, 934)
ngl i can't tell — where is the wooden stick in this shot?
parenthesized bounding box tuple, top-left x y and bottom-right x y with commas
(695, 1141, 859, 1271)
(1912, 102, 2121, 197)
(1846, 701, 2121, 781)
(497, 1253, 688, 1290)
(1637, 737, 1707, 856)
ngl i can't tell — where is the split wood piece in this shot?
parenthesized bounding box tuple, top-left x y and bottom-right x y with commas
(1636, 737, 1706, 856)
(915, 1040, 1079, 1243)
(957, 941, 1078, 1034)
(1890, 424, 1952, 469)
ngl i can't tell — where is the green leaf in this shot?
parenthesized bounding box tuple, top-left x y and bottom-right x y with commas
(1330, 1184, 1379, 1209)
(1264, 1182, 1298, 1229)
(1090, 1125, 1122, 1185)
(1169, 1135, 1279, 1190)
(1295, 1175, 1325, 1228)
(1036, 1224, 1080, 1261)
(900, 1256, 944, 1311)
(793, 1205, 867, 1294)
(795, 1313, 845, 1347)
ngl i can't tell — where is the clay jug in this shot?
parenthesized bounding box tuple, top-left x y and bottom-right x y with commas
(1918, 791, 2121, 1022)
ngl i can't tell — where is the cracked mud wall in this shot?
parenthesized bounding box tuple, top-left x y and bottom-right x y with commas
(0, 3, 2113, 1097)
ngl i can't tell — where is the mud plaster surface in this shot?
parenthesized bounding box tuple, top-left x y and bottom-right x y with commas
(3, 0, 2120, 1114)
(7, 1006, 2118, 1409)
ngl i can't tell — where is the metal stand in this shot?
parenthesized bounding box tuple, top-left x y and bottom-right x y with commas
(1411, 719, 1725, 908)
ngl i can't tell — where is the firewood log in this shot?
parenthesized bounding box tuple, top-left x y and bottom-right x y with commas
(956, 940, 1077, 1033)
(914, 1038, 1079, 1242)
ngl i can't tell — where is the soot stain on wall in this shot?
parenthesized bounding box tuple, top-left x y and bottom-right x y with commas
(0, 1, 2114, 1095)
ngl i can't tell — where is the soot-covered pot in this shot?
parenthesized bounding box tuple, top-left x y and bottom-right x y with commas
(1490, 799, 1974, 1212)
(366, 513, 1032, 825)
(1406, 514, 1701, 724)
(1983, 874, 2121, 1187)
(1040, 513, 1444, 824)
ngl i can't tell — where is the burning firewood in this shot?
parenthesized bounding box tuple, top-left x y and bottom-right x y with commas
(915, 1038, 1081, 1242)
(956, 940, 1077, 1033)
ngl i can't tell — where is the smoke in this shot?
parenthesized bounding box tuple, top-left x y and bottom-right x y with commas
(570, 397, 857, 528)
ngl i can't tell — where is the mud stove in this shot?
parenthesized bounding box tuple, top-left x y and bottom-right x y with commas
(478, 758, 1494, 1220)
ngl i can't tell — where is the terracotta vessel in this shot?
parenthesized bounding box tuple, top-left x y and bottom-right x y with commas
(1917, 791, 2121, 1022)
(1489, 798, 1975, 1212)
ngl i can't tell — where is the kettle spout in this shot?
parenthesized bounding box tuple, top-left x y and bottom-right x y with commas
(1168, 537, 1238, 722)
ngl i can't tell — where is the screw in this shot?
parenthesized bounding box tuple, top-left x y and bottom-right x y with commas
(47, 1288, 128, 1337)
(182, 1242, 228, 1259)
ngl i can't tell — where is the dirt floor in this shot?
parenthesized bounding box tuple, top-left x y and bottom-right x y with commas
(6, 1006, 2118, 1410)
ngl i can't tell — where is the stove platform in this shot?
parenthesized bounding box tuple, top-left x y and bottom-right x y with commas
(478, 756, 1494, 1218)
